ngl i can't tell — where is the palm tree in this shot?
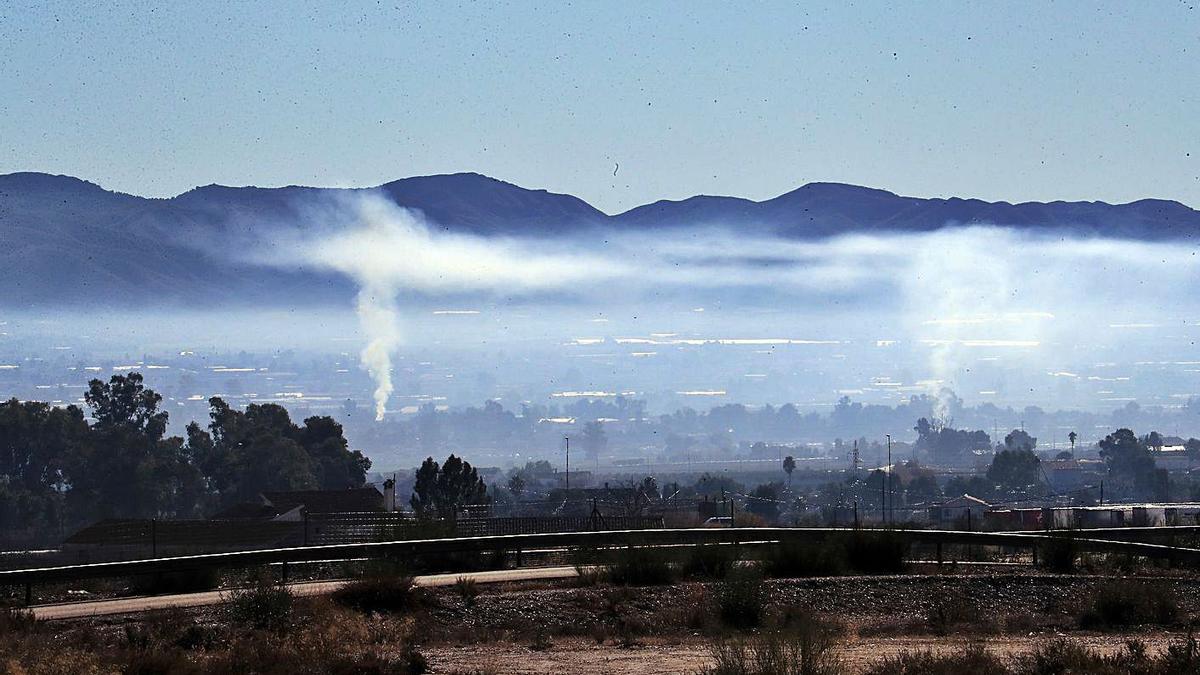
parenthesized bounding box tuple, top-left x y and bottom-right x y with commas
(783, 455, 796, 489)
(1068, 431, 1077, 451)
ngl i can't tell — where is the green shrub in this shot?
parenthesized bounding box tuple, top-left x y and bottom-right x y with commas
(719, 565, 766, 629)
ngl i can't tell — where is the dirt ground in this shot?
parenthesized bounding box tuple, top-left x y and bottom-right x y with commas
(425, 632, 1191, 674)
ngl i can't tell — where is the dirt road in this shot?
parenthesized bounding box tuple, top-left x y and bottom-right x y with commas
(29, 565, 580, 620)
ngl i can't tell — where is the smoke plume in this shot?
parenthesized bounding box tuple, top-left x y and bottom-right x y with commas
(246, 192, 1200, 418)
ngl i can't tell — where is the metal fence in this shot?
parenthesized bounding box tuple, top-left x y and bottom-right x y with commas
(8, 526, 1200, 593)
(454, 515, 664, 537)
(53, 513, 667, 562)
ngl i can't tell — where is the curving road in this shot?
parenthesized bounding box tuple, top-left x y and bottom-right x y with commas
(29, 565, 580, 621)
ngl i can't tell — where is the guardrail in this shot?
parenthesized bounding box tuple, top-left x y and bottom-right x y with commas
(4, 527, 1196, 584)
(4, 527, 1199, 604)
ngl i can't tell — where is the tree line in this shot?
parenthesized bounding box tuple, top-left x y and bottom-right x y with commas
(0, 372, 370, 545)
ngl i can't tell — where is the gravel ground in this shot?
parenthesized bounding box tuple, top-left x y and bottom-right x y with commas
(422, 572, 1200, 636)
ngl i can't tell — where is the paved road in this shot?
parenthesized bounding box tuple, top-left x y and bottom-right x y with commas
(30, 565, 580, 621)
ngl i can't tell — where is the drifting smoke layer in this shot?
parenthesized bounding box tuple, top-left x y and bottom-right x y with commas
(279, 194, 626, 419)
(259, 192, 1200, 418)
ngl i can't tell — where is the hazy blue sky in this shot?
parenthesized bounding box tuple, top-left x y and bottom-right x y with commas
(1, 1, 1197, 212)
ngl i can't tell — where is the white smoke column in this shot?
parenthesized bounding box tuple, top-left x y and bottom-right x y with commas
(278, 193, 630, 420)
(356, 281, 401, 420)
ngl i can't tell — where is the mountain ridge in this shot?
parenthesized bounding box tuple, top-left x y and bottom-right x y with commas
(2, 170, 1197, 307)
(5, 170, 1197, 213)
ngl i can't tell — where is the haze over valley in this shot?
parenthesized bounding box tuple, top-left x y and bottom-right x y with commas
(3, 171, 1199, 467)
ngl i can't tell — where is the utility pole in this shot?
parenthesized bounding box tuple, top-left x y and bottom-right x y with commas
(886, 434, 892, 526)
(879, 467, 885, 525)
(564, 435, 570, 491)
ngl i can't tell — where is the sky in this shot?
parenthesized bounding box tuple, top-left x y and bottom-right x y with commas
(1, 1, 1197, 213)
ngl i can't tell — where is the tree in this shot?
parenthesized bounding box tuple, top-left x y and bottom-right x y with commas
(694, 473, 744, 499)
(943, 475, 995, 501)
(581, 421, 607, 463)
(747, 482, 782, 522)
(85, 372, 168, 438)
(507, 473, 526, 498)
(1143, 431, 1165, 452)
(1098, 428, 1158, 497)
(410, 454, 490, 519)
(72, 373, 198, 520)
(914, 418, 991, 465)
(987, 448, 1041, 490)
(187, 397, 369, 510)
(782, 455, 796, 488)
(0, 399, 88, 541)
(905, 473, 941, 503)
(1068, 431, 1078, 450)
(1003, 429, 1036, 453)
(299, 415, 371, 490)
(640, 475, 660, 501)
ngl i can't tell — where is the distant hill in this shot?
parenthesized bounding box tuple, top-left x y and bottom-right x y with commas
(619, 182, 1200, 239)
(1, 171, 1197, 307)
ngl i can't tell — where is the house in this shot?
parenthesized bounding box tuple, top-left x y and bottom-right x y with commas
(211, 486, 386, 522)
(64, 486, 392, 560)
(928, 494, 990, 529)
(983, 508, 1043, 531)
(62, 518, 302, 562)
(1153, 445, 1194, 472)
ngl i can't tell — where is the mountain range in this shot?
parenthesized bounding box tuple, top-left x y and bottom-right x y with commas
(2, 171, 1197, 307)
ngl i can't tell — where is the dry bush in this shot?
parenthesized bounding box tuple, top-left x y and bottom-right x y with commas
(0, 607, 36, 636)
(1038, 532, 1077, 573)
(128, 567, 222, 596)
(332, 574, 425, 615)
(661, 584, 711, 631)
(606, 546, 676, 586)
(762, 540, 846, 579)
(1076, 582, 1179, 629)
(719, 565, 766, 629)
(925, 595, 988, 636)
(225, 578, 294, 633)
(681, 543, 739, 580)
(844, 531, 909, 575)
(864, 642, 1005, 675)
(862, 634, 1200, 675)
(702, 617, 842, 675)
(454, 576, 480, 605)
